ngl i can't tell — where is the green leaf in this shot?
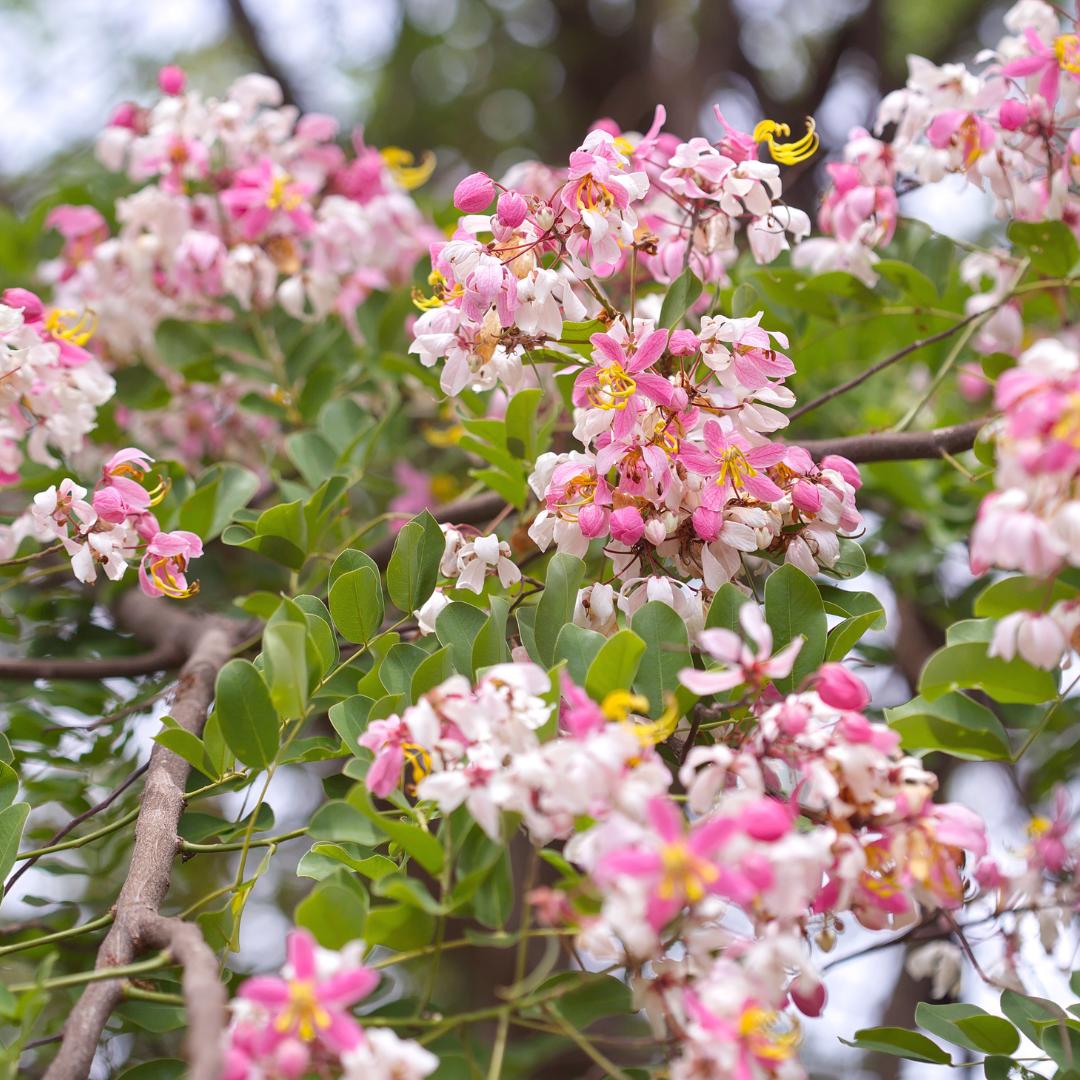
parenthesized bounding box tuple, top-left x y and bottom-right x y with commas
(330, 567, 385, 645)
(262, 622, 309, 720)
(817, 585, 888, 630)
(472, 596, 510, 673)
(825, 608, 883, 661)
(387, 518, 442, 615)
(516, 605, 538, 663)
(974, 575, 1078, 618)
(982, 1056, 1015, 1080)
(116, 1001, 186, 1033)
(364, 902, 436, 950)
(374, 873, 446, 915)
(294, 595, 338, 674)
(312, 843, 397, 880)
(0, 762, 18, 811)
(947, 618, 995, 645)
(535, 973, 633, 1029)
(118, 1060, 186, 1080)
(919, 642, 1058, 705)
(348, 787, 444, 875)
(534, 554, 586, 668)
(820, 537, 868, 579)
(329, 548, 380, 591)
(731, 282, 761, 319)
(295, 870, 369, 949)
(215, 659, 280, 770)
(328, 696, 373, 756)
(553, 623, 606, 687)
(380, 643, 429, 702)
(1000, 989, 1066, 1044)
(659, 267, 703, 329)
(221, 525, 308, 571)
(1009, 220, 1080, 278)
(885, 692, 1013, 760)
(875, 259, 939, 304)
(764, 565, 827, 694)
(257, 499, 308, 549)
(471, 846, 513, 928)
(436, 602, 489, 676)
(411, 645, 456, 701)
(177, 464, 259, 542)
(585, 629, 647, 704)
(286, 431, 338, 488)
(0, 801, 30, 884)
(631, 601, 691, 718)
(309, 800, 385, 846)
(153, 723, 216, 778)
(1038, 1020, 1080, 1070)
(840, 1027, 951, 1065)
(954, 1016, 1021, 1056)
(471, 467, 528, 508)
(505, 388, 543, 462)
(917, 1003, 1018, 1055)
(705, 582, 747, 632)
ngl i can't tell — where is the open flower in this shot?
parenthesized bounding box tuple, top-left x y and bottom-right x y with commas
(679, 601, 802, 695)
(138, 530, 203, 598)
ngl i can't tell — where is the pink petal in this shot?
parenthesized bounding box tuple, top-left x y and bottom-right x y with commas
(319, 968, 379, 1006)
(238, 976, 290, 1006)
(678, 668, 745, 695)
(287, 929, 317, 981)
(647, 796, 685, 842)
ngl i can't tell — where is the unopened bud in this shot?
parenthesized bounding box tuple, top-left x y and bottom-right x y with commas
(643, 518, 667, 546)
(497, 190, 528, 229)
(534, 205, 555, 231)
(157, 66, 186, 96)
(815, 927, 836, 952)
(453, 171, 495, 213)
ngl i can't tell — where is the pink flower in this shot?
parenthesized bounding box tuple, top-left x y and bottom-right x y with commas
(358, 713, 436, 797)
(496, 190, 528, 228)
(679, 601, 802, 695)
(572, 327, 674, 440)
(668, 329, 700, 356)
(1, 287, 96, 366)
(926, 109, 997, 168)
(454, 172, 495, 213)
(139, 531, 203, 599)
(609, 505, 645, 545)
(220, 159, 315, 241)
(559, 672, 607, 738)
(998, 98, 1029, 131)
(1002, 29, 1080, 107)
(678, 420, 786, 507)
(987, 610, 1067, 670)
(595, 796, 750, 929)
(815, 663, 871, 710)
(157, 65, 187, 95)
(1029, 787, 1071, 873)
(236, 929, 377, 1056)
(820, 454, 862, 490)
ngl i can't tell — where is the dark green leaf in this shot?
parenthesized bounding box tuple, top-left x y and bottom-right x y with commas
(840, 1027, 951, 1064)
(659, 267, 703, 329)
(330, 567, 385, 645)
(215, 659, 280, 770)
(885, 692, 1012, 760)
(585, 629, 647, 704)
(919, 642, 1058, 705)
(533, 554, 586, 668)
(632, 601, 691, 718)
(764, 565, 827, 694)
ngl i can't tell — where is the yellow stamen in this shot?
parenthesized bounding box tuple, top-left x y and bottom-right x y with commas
(601, 689, 650, 722)
(1052, 393, 1080, 448)
(267, 175, 302, 211)
(402, 742, 432, 792)
(612, 136, 634, 157)
(576, 178, 615, 214)
(753, 118, 819, 165)
(1028, 815, 1053, 838)
(588, 363, 637, 411)
(657, 840, 719, 903)
(274, 979, 332, 1042)
(150, 556, 199, 599)
(44, 308, 97, 347)
(1056, 34, 1080, 74)
(739, 1007, 801, 1061)
(717, 445, 757, 491)
(381, 147, 436, 190)
(625, 695, 681, 746)
(145, 477, 172, 507)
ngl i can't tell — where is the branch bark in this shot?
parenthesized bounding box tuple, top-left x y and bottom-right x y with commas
(226, 0, 300, 108)
(794, 419, 986, 464)
(42, 592, 242, 1080)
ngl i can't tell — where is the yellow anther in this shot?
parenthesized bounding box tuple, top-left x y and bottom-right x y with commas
(588, 363, 637, 411)
(612, 136, 634, 158)
(1051, 393, 1080, 448)
(1056, 34, 1080, 74)
(657, 839, 719, 903)
(275, 980, 332, 1042)
(266, 174, 302, 211)
(717, 445, 757, 490)
(754, 117, 819, 165)
(381, 147, 436, 190)
(625, 695, 681, 747)
(149, 556, 199, 599)
(601, 689, 650, 722)
(1028, 814, 1053, 838)
(44, 308, 97, 347)
(423, 423, 464, 448)
(402, 742, 432, 792)
(145, 476, 172, 507)
(739, 1007, 801, 1060)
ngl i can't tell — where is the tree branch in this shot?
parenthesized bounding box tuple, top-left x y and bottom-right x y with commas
(42, 593, 242, 1080)
(226, 0, 300, 108)
(794, 419, 986, 464)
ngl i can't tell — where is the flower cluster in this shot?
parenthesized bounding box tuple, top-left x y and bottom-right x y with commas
(224, 927, 437, 1080)
(357, 603, 990, 1080)
(969, 335, 1080, 663)
(48, 67, 438, 359)
(0, 289, 114, 486)
(8, 447, 202, 596)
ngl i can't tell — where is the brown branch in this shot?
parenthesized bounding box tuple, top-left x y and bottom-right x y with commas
(794, 419, 987, 464)
(226, 0, 300, 108)
(42, 592, 241, 1080)
(0, 642, 187, 681)
(788, 313, 981, 421)
(5, 763, 149, 894)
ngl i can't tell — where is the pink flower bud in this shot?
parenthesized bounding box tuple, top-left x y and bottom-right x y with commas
(692, 505, 723, 542)
(497, 190, 528, 229)
(817, 663, 871, 711)
(643, 517, 667, 546)
(668, 329, 700, 356)
(790, 975, 827, 1018)
(819, 454, 862, 490)
(958, 362, 989, 401)
(610, 506, 645, 545)
(157, 66, 187, 96)
(108, 102, 140, 130)
(775, 700, 810, 735)
(739, 798, 792, 841)
(453, 171, 495, 213)
(2, 288, 42, 322)
(791, 480, 823, 514)
(998, 98, 1028, 131)
(534, 205, 555, 231)
(275, 1039, 310, 1080)
(577, 502, 609, 538)
(92, 487, 127, 524)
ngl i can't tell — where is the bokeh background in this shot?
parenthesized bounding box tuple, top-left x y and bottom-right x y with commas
(0, 3, 1055, 1079)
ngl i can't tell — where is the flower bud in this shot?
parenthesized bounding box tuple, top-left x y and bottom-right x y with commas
(643, 517, 667, 546)
(157, 66, 187, 96)
(739, 798, 792, 841)
(92, 487, 127, 524)
(819, 454, 862, 490)
(275, 1039, 310, 1080)
(534, 204, 555, 231)
(578, 502, 609, 538)
(998, 98, 1028, 131)
(816, 663, 871, 711)
(957, 362, 989, 401)
(791, 480, 822, 514)
(610, 506, 645, 545)
(497, 190, 528, 229)
(668, 329, 700, 356)
(815, 927, 837, 952)
(453, 171, 495, 213)
(108, 102, 140, 130)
